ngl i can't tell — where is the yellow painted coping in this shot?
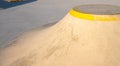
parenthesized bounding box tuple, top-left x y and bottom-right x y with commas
(69, 9, 120, 21)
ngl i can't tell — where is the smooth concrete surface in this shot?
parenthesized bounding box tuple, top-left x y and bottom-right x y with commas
(0, 0, 120, 48)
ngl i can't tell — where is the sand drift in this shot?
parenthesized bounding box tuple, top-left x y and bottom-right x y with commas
(0, 4, 120, 66)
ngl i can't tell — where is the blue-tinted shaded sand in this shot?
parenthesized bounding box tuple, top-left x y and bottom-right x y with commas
(0, 0, 37, 9)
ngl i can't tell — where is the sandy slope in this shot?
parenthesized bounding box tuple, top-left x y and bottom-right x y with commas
(0, 0, 120, 48)
(0, 11, 120, 66)
(0, 1, 120, 66)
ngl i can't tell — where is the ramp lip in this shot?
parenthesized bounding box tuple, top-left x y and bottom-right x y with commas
(69, 4, 120, 21)
(73, 4, 120, 15)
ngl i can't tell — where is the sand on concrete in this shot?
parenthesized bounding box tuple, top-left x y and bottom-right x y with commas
(0, 4, 120, 66)
(0, 0, 120, 49)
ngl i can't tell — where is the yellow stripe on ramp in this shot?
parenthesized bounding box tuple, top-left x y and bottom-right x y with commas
(69, 9, 120, 21)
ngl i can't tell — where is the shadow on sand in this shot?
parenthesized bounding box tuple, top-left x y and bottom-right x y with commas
(0, 0, 37, 9)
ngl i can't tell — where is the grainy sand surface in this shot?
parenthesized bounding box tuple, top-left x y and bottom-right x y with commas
(0, 0, 120, 48)
(0, 1, 120, 66)
(0, 13, 120, 66)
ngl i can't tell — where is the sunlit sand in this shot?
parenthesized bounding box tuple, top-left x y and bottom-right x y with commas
(0, 4, 120, 66)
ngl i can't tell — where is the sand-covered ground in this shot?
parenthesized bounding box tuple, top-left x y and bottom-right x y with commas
(0, 1, 120, 66)
(0, 0, 120, 48)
